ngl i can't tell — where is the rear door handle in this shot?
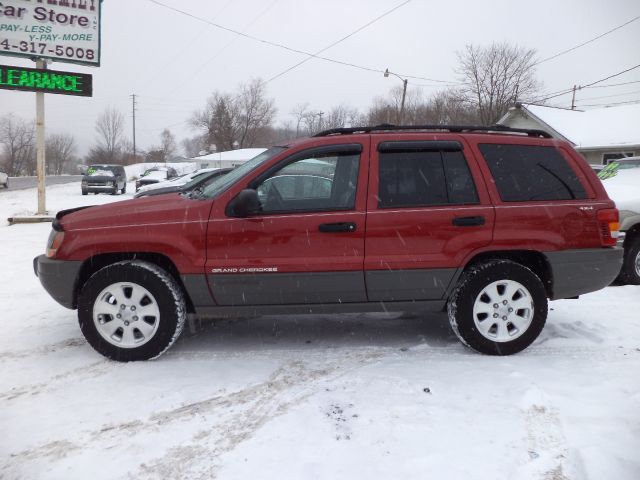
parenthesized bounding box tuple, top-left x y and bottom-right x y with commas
(319, 222, 357, 233)
(452, 216, 485, 227)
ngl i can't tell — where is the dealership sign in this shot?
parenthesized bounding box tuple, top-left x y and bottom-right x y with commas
(0, 63, 91, 95)
(0, 0, 101, 66)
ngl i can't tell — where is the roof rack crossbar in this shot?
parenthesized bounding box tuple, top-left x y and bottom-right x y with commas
(313, 124, 552, 139)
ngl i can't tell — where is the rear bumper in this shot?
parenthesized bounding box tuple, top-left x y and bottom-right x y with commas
(33, 255, 83, 309)
(545, 248, 623, 300)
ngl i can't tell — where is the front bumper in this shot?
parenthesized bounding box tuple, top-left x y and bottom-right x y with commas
(545, 247, 623, 300)
(33, 255, 83, 309)
(83, 184, 116, 192)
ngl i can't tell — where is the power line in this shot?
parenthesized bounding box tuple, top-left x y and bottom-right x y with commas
(147, 0, 456, 85)
(578, 99, 640, 108)
(266, 0, 412, 83)
(531, 63, 640, 103)
(574, 88, 640, 102)
(584, 79, 640, 89)
(160, 0, 281, 98)
(582, 63, 640, 88)
(534, 14, 640, 66)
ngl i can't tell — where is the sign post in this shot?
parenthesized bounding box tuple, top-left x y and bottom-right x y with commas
(0, 0, 102, 216)
(36, 59, 45, 214)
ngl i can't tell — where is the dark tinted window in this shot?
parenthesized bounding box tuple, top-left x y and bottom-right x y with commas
(378, 149, 478, 208)
(480, 144, 587, 202)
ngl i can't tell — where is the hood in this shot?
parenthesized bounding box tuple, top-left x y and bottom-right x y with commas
(59, 194, 214, 231)
(601, 169, 640, 213)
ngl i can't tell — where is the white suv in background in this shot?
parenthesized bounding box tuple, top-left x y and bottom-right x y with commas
(600, 163, 640, 284)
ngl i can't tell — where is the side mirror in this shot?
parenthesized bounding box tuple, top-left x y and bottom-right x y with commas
(226, 189, 262, 218)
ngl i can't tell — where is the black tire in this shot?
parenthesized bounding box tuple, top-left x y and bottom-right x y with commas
(121, 184, 127, 194)
(82, 189, 88, 195)
(620, 237, 640, 285)
(78, 261, 186, 361)
(447, 260, 547, 355)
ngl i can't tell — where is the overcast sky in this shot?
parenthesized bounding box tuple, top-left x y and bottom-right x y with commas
(1, 0, 639, 157)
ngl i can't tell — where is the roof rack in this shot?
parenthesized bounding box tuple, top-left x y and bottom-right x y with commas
(313, 124, 552, 139)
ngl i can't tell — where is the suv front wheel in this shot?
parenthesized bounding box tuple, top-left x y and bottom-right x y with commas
(78, 260, 186, 361)
(447, 260, 547, 355)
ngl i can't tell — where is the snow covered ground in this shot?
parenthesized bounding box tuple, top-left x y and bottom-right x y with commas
(1, 183, 639, 480)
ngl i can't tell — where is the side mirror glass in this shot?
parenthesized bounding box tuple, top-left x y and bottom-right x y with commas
(226, 189, 262, 218)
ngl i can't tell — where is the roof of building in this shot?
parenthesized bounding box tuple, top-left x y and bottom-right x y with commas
(499, 103, 640, 150)
(193, 148, 267, 161)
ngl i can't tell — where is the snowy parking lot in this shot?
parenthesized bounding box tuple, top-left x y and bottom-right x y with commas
(1, 182, 639, 479)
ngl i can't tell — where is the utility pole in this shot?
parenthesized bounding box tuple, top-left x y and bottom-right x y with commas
(384, 68, 408, 124)
(571, 85, 577, 110)
(130, 94, 137, 159)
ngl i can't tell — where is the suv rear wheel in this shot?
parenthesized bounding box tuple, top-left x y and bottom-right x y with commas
(447, 260, 547, 355)
(620, 237, 640, 285)
(78, 261, 186, 361)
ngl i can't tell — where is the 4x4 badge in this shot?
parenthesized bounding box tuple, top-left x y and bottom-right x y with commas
(579, 206, 594, 211)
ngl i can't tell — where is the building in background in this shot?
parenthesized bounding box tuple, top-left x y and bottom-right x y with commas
(191, 148, 267, 170)
(499, 103, 640, 166)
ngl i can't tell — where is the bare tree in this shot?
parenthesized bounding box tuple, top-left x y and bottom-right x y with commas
(323, 104, 362, 130)
(160, 129, 177, 160)
(0, 114, 36, 176)
(46, 133, 77, 175)
(235, 78, 277, 148)
(191, 92, 238, 151)
(94, 107, 125, 163)
(456, 42, 541, 124)
(181, 134, 207, 158)
(289, 103, 310, 137)
(410, 89, 480, 125)
(191, 78, 276, 151)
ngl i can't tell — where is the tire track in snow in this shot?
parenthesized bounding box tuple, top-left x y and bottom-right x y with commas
(0, 360, 111, 401)
(3, 351, 383, 479)
(138, 350, 385, 479)
(518, 386, 571, 480)
(0, 337, 86, 360)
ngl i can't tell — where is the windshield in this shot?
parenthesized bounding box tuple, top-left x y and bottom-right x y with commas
(87, 167, 115, 177)
(200, 147, 287, 199)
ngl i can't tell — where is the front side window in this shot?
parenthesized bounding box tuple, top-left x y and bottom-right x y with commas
(378, 149, 478, 208)
(479, 144, 587, 202)
(256, 152, 359, 213)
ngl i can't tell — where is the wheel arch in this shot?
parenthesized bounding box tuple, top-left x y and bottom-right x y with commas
(623, 223, 640, 249)
(460, 250, 553, 298)
(76, 252, 196, 313)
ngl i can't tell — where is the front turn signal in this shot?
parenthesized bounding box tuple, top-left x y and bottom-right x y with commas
(46, 231, 65, 258)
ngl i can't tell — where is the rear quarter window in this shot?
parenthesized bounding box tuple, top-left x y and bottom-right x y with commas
(479, 144, 587, 202)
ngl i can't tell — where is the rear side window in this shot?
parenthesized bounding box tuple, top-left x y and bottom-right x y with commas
(479, 144, 587, 202)
(378, 148, 478, 208)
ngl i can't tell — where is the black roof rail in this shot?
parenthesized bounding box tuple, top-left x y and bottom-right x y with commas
(313, 124, 552, 139)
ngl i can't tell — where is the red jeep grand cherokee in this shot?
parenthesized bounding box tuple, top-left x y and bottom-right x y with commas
(34, 125, 623, 361)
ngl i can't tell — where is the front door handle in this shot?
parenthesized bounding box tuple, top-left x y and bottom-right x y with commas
(452, 216, 485, 227)
(319, 222, 357, 233)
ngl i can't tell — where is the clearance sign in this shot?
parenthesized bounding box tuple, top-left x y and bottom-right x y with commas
(0, 0, 101, 66)
(0, 63, 92, 95)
